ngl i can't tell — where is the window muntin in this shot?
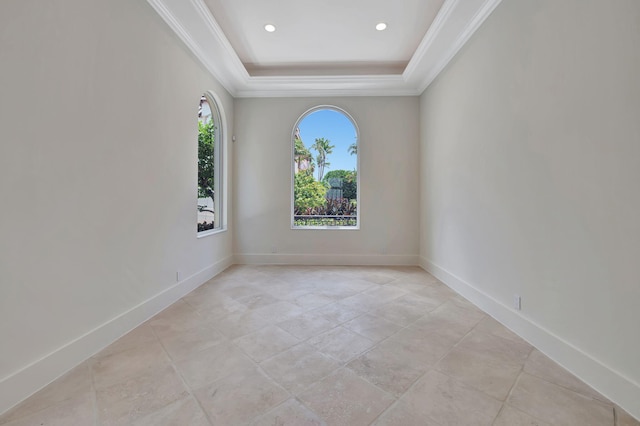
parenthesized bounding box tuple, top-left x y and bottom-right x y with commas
(292, 106, 359, 229)
(197, 93, 222, 233)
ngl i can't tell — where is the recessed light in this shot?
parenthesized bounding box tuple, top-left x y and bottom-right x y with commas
(376, 22, 387, 31)
(264, 24, 276, 33)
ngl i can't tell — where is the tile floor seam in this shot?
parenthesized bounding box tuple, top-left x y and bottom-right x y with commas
(520, 365, 617, 410)
(150, 324, 218, 425)
(91, 386, 98, 426)
(163, 346, 216, 426)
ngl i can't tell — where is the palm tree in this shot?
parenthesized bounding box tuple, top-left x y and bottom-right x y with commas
(311, 137, 334, 181)
(348, 142, 357, 155)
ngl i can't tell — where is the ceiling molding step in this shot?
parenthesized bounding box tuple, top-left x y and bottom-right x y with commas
(189, 0, 249, 81)
(146, 0, 243, 96)
(146, 0, 503, 97)
(410, 0, 504, 92)
(403, 0, 459, 80)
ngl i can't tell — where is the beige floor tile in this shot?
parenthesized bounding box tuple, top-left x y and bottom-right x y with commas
(260, 344, 340, 395)
(157, 323, 227, 362)
(213, 309, 269, 339)
(453, 329, 532, 367)
(311, 302, 365, 324)
(312, 280, 370, 300)
(399, 369, 502, 426)
(364, 284, 408, 301)
(98, 324, 159, 357)
(493, 405, 550, 426)
(236, 292, 281, 310)
(174, 341, 255, 389)
(336, 292, 385, 312)
(616, 406, 640, 426)
(0, 362, 92, 424)
(181, 285, 243, 315)
(347, 341, 428, 397)
(360, 271, 398, 285)
(386, 325, 460, 366)
(131, 396, 209, 426)
(347, 325, 458, 397)
(1, 392, 94, 426)
(96, 365, 189, 426)
(253, 301, 306, 323)
(263, 280, 319, 302)
(428, 299, 486, 329)
(435, 329, 531, 400)
(149, 300, 220, 337)
(91, 341, 172, 390)
(371, 294, 440, 326)
(474, 316, 529, 345)
(410, 301, 485, 343)
(508, 373, 614, 426)
(219, 283, 263, 300)
(390, 279, 455, 302)
(524, 349, 609, 402)
(291, 293, 336, 311)
(234, 325, 301, 362)
(277, 311, 338, 340)
(194, 368, 289, 425)
(343, 314, 403, 342)
(373, 400, 442, 426)
(250, 398, 326, 426)
(312, 327, 375, 363)
(298, 368, 395, 426)
(435, 346, 523, 401)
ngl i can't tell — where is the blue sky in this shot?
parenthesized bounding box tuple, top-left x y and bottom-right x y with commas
(297, 109, 357, 174)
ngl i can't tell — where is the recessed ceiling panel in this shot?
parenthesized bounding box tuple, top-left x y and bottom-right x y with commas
(202, 0, 444, 75)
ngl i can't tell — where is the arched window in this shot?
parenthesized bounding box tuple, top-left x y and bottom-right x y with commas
(197, 93, 223, 234)
(292, 106, 359, 229)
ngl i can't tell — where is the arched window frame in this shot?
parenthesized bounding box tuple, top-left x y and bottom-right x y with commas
(197, 91, 225, 237)
(291, 105, 360, 230)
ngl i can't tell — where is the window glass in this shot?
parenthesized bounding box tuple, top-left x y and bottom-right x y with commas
(198, 94, 222, 233)
(293, 107, 358, 229)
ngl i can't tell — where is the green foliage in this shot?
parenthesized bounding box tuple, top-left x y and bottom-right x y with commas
(294, 138, 314, 172)
(322, 169, 357, 200)
(311, 137, 335, 182)
(348, 142, 357, 155)
(294, 138, 311, 159)
(294, 171, 327, 212)
(198, 120, 215, 200)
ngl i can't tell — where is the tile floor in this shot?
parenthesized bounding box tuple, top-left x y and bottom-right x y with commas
(1, 265, 638, 425)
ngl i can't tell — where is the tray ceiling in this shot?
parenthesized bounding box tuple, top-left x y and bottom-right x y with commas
(146, 0, 503, 97)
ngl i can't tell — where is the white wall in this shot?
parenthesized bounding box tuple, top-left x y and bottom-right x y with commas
(0, 0, 233, 413)
(419, 0, 640, 418)
(233, 97, 419, 264)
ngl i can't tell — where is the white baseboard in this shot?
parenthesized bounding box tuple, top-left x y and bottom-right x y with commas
(419, 256, 640, 421)
(235, 253, 419, 266)
(0, 255, 233, 416)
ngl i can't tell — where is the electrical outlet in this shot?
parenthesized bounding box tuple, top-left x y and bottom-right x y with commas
(271, 246, 277, 253)
(513, 294, 522, 311)
(176, 271, 182, 282)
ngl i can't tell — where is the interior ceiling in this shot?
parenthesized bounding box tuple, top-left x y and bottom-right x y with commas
(146, 0, 503, 97)
(202, 0, 445, 76)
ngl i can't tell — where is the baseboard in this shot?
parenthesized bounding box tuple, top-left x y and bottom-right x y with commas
(419, 256, 640, 421)
(0, 255, 233, 416)
(235, 253, 419, 266)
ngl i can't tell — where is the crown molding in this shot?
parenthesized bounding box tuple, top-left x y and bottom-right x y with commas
(146, 0, 503, 97)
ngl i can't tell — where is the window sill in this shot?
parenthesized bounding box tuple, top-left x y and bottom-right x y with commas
(291, 226, 360, 231)
(197, 227, 227, 238)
